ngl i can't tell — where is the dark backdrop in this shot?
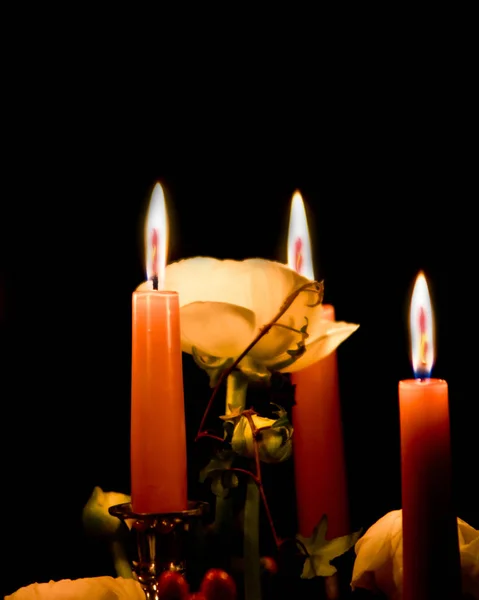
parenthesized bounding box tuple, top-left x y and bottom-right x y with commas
(1, 46, 477, 597)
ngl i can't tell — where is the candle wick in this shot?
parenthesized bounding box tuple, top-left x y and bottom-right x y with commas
(152, 274, 159, 290)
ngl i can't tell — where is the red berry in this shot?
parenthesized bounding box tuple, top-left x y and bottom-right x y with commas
(200, 568, 237, 600)
(261, 555, 278, 574)
(188, 594, 207, 600)
(157, 570, 190, 599)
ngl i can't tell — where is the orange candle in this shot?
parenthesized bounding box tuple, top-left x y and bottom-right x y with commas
(130, 183, 188, 514)
(287, 191, 349, 539)
(399, 271, 461, 600)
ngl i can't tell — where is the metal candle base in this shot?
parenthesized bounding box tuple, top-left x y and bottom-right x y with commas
(109, 500, 208, 599)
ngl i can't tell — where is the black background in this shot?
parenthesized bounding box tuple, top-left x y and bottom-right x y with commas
(1, 24, 477, 597)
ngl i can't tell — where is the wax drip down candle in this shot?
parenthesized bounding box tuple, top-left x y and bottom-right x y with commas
(399, 271, 461, 600)
(287, 191, 350, 540)
(130, 183, 188, 514)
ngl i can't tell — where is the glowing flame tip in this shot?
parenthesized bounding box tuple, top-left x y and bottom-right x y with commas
(409, 270, 434, 378)
(145, 182, 168, 289)
(287, 190, 314, 281)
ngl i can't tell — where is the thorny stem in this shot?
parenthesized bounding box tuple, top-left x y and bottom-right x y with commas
(195, 279, 323, 441)
(229, 467, 260, 484)
(195, 279, 323, 564)
(201, 433, 225, 443)
(243, 410, 282, 550)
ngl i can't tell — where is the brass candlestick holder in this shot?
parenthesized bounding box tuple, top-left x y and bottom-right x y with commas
(109, 500, 208, 600)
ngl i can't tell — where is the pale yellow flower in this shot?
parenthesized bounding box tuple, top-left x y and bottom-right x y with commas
(82, 486, 132, 536)
(228, 411, 293, 463)
(138, 257, 358, 374)
(5, 576, 144, 600)
(351, 509, 479, 600)
(82, 487, 133, 579)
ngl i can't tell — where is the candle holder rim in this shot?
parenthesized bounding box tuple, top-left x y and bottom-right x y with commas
(108, 500, 208, 520)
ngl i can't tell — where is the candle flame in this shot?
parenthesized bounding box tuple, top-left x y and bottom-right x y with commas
(145, 183, 168, 289)
(287, 190, 314, 280)
(409, 270, 434, 378)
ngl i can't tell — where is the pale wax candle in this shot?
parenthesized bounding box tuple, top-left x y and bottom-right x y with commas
(130, 183, 187, 514)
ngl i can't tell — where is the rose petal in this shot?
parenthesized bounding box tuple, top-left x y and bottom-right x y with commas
(248, 320, 303, 361)
(458, 518, 479, 545)
(165, 257, 266, 309)
(239, 258, 315, 322)
(461, 536, 479, 599)
(180, 301, 256, 357)
(237, 259, 317, 360)
(82, 486, 132, 537)
(351, 510, 403, 600)
(5, 576, 144, 600)
(352, 510, 479, 600)
(273, 319, 359, 372)
(163, 256, 313, 311)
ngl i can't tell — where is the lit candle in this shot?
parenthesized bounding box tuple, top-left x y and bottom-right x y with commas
(287, 191, 349, 540)
(399, 271, 461, 600)
(130, 183, 188, 514)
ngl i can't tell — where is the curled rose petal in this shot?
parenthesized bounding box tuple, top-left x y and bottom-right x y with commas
(180, 301, 255, 357)
(5, 576, 144, 600)
(82, 486, 132, 537)
(351, 510, 479, 600)
(274, 319, 360, 373)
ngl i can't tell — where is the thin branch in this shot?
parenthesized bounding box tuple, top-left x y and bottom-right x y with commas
(195, 279, 323, 441)
(243, 410, 281, 549)
(195, 431, 225, 443)
(270, 322, 309, 337)
(228, 467, 260, 485)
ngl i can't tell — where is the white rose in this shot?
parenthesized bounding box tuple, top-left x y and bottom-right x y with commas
(5, 576, 144, 600)
(139, 257, 358, 373)
(351, 509, 479, 599)
(82, 486, 132, 537)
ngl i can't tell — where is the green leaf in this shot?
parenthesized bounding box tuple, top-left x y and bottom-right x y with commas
(300, 317, 310, 334)
(270, 403, 290, 428)
(266, 317, 311, 371)
(286, 344, 306, 358)
(297, 515, 363, 579)
(257, 421, 293, 464)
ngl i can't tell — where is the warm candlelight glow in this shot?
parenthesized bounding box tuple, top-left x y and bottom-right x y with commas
(399, 270, 461, 599)
(287, 190, 314, 280)
(131, 182, 187, 514)
(145, 182, 168, 289)
(409, 271, 434, 378)
(287, 190, 351, 540)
